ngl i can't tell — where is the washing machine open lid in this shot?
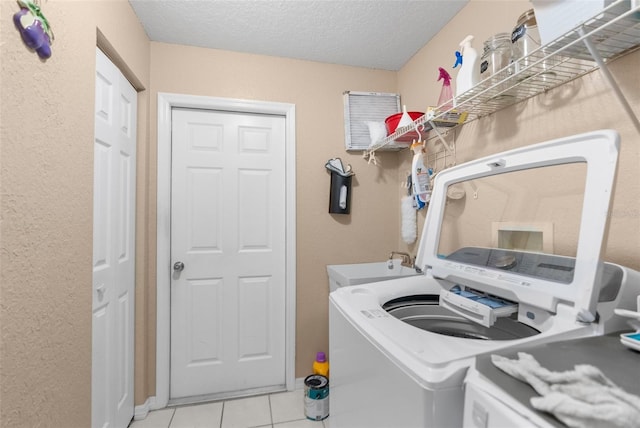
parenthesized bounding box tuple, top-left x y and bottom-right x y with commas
(415, 130, 620, 323)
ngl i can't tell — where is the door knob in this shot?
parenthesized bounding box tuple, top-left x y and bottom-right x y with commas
(173, 261, 185, 272)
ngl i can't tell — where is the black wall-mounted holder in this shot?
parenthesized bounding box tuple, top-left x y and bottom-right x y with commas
(329, 171, 352, 214)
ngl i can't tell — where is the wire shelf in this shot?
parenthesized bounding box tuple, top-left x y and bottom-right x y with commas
(368, 0, 640, 154)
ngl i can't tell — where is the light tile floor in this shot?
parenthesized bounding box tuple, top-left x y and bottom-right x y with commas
(129, 391, 330, 428)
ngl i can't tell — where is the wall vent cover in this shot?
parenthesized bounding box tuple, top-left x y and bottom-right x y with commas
(343, 91, 406, 151)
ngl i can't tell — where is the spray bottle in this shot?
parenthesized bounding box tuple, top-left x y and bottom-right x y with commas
(411, 141, 431, 204)
(437, 67, 454, 110)
(454, 35, 480, 97)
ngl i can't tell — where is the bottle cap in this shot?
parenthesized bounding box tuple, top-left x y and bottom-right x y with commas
(517, 9, 537, 27)
(459, 35, 474, 49)
(316, 351, 326, 362)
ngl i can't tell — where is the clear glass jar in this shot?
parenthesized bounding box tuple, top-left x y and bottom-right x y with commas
(511, 8, 557, 81)
(480, 33, 512, 80)
(511, 9, 541, 74)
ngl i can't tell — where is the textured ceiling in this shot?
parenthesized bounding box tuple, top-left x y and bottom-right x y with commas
(128, 0, 468, 71)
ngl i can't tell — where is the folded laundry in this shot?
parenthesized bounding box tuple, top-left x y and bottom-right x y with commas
(491, 352, 640, 428)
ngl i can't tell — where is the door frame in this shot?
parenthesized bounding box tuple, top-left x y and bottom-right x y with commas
(156, 93, 296, 408)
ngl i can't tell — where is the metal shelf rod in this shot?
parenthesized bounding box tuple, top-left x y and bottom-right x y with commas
(578, 26, 640, 133)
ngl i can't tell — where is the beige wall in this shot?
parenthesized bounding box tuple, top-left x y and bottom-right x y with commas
(437, 163, 587, 257)
(398, 0, 640, 271)
(2, 0, 638, 425)
(0, 0, 150, 426)
(149, 43, 401, 379)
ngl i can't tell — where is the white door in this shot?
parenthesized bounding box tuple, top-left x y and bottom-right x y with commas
(92, 48, 136, 428)
(170, 108, 286, 399)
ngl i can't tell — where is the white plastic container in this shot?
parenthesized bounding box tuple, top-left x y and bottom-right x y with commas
(455, 35, 480, 96)
(531, 0, 619, 45)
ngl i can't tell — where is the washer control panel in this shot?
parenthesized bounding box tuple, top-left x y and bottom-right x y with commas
(445, 247, 576, 284)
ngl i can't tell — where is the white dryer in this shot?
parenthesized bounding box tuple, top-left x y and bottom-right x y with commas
(329, 130, 640, 428)
(463, 333, 640, 427)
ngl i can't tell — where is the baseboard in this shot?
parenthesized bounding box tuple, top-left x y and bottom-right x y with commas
(295, 377, 306, 390)
(134, 396, 157, 420)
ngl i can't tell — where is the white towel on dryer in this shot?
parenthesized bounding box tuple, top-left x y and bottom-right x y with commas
(491, 352, 640, 428)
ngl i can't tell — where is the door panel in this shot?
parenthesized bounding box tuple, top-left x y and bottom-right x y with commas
(91, 305, 110, 428)
(170, 108, 286, 399)
(238, 276, 271, 359)
(238, 170, 271, 248)
(93, 48, 136, 428)
(187, 168, 221, 250)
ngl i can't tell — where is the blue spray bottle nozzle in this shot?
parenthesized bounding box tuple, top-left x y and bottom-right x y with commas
(453, 51, 463, 68)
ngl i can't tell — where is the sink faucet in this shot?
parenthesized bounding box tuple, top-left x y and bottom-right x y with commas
(388, 251, 414, 269)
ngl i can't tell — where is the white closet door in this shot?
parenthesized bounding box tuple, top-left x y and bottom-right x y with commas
(92, 48, 136, 428)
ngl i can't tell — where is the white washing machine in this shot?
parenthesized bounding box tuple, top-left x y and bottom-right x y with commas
(329, 130, 640, 428)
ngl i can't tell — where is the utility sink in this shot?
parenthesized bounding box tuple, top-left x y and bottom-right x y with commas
(327, 260, 421, 292)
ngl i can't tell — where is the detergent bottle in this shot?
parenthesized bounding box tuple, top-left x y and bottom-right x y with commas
(454, 35, 480, 97)
(411, 141, 431, 204)
(312, 352, 329, 377)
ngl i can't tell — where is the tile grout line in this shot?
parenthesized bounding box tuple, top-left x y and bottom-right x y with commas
(167, 407, 177, 428)
(137, 393, 314, 428)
